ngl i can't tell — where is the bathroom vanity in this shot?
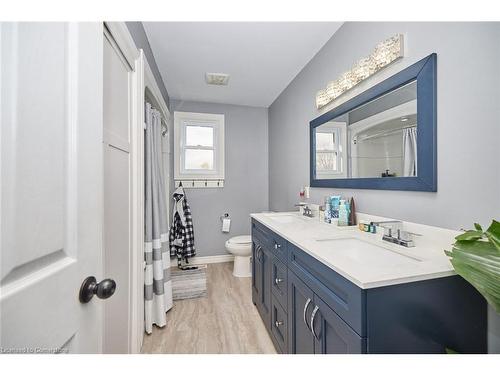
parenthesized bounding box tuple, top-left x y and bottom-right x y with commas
(250, 212, 487, 354)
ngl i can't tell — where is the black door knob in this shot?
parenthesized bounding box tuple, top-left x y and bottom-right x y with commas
(79, 276, 116, 303)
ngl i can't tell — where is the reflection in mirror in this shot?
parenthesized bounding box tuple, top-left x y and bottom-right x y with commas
(314, 80, 417, 179)
(315, 116, 347, 179)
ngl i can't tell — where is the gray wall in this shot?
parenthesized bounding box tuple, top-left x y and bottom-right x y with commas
(126, 22, 170, 108)
(171, 100, 269, 257)
(269, 22, 500, 231)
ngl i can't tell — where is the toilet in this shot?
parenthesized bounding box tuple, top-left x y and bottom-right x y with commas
(225, 235, 252, 277)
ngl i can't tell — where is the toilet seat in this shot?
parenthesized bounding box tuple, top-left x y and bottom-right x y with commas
(227, 235, 251, 246)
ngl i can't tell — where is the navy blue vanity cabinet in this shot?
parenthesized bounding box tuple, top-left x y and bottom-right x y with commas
(251, 218, 487, 354)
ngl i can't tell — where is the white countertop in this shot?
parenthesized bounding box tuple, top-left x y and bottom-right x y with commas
(250, 211, 459, 289)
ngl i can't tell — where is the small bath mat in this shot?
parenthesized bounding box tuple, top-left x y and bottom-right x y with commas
(171, 264, 207, 300)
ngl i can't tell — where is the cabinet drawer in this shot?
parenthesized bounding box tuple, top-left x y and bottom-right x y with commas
(269, 233, 287, 263)
(252, 220, 272, 247)
(271, 256, 287, 310)
(271, 295, 288, 353)
(288, 243, 366, 337)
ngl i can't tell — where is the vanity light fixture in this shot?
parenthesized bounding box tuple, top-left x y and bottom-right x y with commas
(316, 34, 404, 109)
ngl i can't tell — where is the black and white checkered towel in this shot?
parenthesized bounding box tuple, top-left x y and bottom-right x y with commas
(169, 185, 196, 267)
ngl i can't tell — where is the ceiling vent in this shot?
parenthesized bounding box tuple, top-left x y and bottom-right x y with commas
(205, 72, 230, 86)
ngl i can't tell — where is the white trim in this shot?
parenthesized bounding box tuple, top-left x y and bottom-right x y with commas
(141, 45, 170, 351)
(104, 22, 139, 70)
(170, 254, 234, 267)
(144, 59, 170, 121)
(130, 51, 144, 354)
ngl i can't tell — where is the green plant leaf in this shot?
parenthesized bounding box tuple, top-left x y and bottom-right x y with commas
(455, 230, 483, 241)
(474, 223, 483, 231)
(485, 220, 500, 251)
(445, 220, 500, 313)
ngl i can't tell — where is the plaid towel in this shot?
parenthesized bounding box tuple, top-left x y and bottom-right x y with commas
(169, 186, 196, 267)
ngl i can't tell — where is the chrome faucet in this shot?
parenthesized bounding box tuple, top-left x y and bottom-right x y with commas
(372, 220, 420, 248)
(294, 203, 314, 218)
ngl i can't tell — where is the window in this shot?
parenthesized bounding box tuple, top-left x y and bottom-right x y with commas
(316, 129, 339, 172)
(174, 112, 224, 186)
(315, 122, 347, 178)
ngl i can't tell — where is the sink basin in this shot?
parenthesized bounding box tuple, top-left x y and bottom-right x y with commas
(265, 214, 309, 224)
(314, 237, 421, 264)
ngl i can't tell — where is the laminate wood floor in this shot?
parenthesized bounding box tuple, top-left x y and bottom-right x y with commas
(141, 262, 277, 354)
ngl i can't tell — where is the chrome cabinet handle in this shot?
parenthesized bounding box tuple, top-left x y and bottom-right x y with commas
(310, 305, 320, 340)
(275, 277, 283, 285)
(255, 245, 262, 260)
(275, 320, 283, 328)
(274, 243, 281, 250)
(303, 298, 312, 329)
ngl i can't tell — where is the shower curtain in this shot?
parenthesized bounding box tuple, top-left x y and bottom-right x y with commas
(403, 127, 417, 177)
(144, 102, 173, 334)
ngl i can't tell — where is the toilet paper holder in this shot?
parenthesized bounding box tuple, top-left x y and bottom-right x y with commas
(220, 213, 230, 222)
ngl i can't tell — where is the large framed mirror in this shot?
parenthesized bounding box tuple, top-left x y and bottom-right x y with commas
(310, 53, 436, 191)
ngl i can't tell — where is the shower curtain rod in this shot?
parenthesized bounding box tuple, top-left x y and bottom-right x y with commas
(145, 100, 168, 137)
(356, 124, 416, 142)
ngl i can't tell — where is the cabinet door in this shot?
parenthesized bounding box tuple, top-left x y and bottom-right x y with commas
(252, 240, 271, 327)
(251, 240, 262, 307)
(288, 272, 315, 353)
(260, 246, 272, 327)
(312, 295, 366, 354)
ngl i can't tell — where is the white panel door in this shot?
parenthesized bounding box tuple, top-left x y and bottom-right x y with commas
(102, 29, 133, 354)
(0, 22, 104, 353)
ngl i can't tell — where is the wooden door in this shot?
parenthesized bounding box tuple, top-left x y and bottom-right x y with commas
(1, 22, 104, 353)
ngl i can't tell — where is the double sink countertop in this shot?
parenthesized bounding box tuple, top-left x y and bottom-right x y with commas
(250, 211, 460, 289)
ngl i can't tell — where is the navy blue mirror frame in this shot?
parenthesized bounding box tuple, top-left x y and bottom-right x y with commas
(310, 53, 437, 192)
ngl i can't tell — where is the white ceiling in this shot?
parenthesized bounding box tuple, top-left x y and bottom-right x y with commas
(143, 22, 343, 107)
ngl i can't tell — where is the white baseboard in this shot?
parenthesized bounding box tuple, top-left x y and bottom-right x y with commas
(170, 254, 234, 267)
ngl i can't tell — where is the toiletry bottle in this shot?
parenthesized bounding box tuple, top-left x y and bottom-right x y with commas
(319, 206, 325, 222)
(338, 200, 349, 226)
(330, 195, 341, 219)
(324, 196, 331, 223)
(348, 197, 356, 226)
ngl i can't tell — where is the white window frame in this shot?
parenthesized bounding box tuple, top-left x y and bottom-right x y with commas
(174, 111, 225, 183)
(315, 121, 347, 178)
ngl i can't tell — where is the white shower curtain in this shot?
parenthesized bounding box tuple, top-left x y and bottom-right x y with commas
(144, 102, 173, 334)
(403, 127, 417, 177)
